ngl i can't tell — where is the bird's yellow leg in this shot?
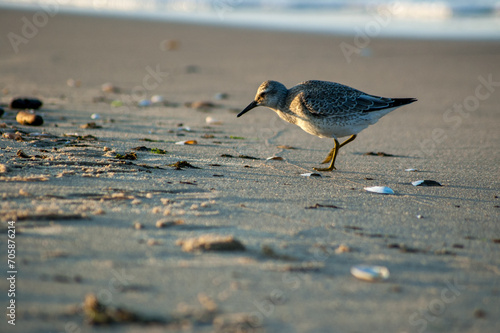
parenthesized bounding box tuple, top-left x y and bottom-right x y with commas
(315, 135, 357, 171)
(314, 139, 340, 172)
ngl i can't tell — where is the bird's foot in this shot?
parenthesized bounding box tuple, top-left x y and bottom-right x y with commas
(313, 166, 336, 172)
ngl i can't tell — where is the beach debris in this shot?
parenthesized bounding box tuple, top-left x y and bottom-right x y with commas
(185, 101, 215, 110)
(131, 146, 150, 151)
(213, 313, 255, 332)
(473, 309, 487, 319)
(176, 125, 192, 132)
(110, 100, 124, 108)
(301, 172, 321, 177)
(10, 97, 43, 110)
(101, 82, 120, 93)
(66, 78, 81, 88)
(176, 234, 245, 252)
(214, 92, 228, 100)
(90, 113, 101, 120)
(160, 39, 180, 51)
(266, 156, 283, 161)
(205, 116, 223, 125)
(168, 161, 200, 170)
(175, 140, 197, 145)
(156, 219, 184, 228)
(261, 245, 296, 261)
(16, 110, 43, 126)
(412, 180, 442, 186)
(150, 148, 167, 154)
(150, 95, 164, 104)
(417, 214, 423, 219)
(229, 136, 245, 139)
(138, 99, 152, 107)
(363, 152, 394, 157)
(277, 145, 297, 149)
(238, 154, 259, 160)
(335, 244, 351, 254)
(185, 65, 199, 73)
(0, 107, 4, 117)
(364, 186, 394, 194)
(83, 293, 165, 325)
(350, 265, 390, 282)
(405, 168, 418, 172)
(306, 203, 339, 209)
(133, 222, 144, 230)
(80, 122, 101, 129)
(16, 150, 31, 158)
(0, 164, 8, 174)
(2, 132, 23, 141)
(115, 152, 137, 160)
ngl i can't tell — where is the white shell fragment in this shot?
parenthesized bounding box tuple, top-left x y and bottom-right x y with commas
(90, 113, 101, 120)
(405, 168, 417, 172)
(175, 140, 198, 145)
(412, 180, 442, 187)
(351, 265, 390, 282)
(301, 172, 321, 177)
(364, 186, 394, 194)
(150, 95, 164, 104)
(205, 116, 223, 125)
(266, 156, 284, 161)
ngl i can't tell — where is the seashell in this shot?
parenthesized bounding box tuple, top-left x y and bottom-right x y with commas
(351, 265, 390, 282)
(90, 113, 101, 120)
(364, 186, 394, 194)
(150, 95, 164, 104)
(205, 116, 223, 125)
(412, 180, 442, 187)
(214, 92, 228, 100)
(138, 99, 152, 107)
(266, 156, 283, 161)
(301, 172, 321, 177)
(405, 168, 417, 172)
(175, 140, 198, 145)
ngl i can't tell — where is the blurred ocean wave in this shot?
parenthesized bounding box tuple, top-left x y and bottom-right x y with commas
(1, 0, 500, 39)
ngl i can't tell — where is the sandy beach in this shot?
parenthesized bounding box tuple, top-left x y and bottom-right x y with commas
(0, 8, 499, 333)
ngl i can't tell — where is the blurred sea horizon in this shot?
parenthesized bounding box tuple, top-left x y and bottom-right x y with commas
(1, 0, 500, 40)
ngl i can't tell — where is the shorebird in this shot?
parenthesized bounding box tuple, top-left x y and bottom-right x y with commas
(237, 80, 416, 171)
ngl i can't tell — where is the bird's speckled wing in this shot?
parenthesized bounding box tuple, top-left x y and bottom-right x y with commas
(292, 80, 396, 118)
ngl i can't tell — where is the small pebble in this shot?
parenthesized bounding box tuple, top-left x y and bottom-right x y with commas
(10, 97, 43, 110)
(91, 113, 101, 120)
(101, 82, 119, 93)
(133, 222, 144, 230)
(214, 92, 228, 100)
(16, 110, 43, 126)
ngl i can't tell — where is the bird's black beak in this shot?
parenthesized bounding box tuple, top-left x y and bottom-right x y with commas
(237, 100, 258, 117)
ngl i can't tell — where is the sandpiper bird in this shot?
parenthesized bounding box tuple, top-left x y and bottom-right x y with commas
(237, 80, 417, 171)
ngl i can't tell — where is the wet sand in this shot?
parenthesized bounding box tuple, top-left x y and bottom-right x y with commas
(0, 8, 499, 333)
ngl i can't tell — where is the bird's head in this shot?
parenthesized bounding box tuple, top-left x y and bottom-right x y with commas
(237, 80, 287, 117)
